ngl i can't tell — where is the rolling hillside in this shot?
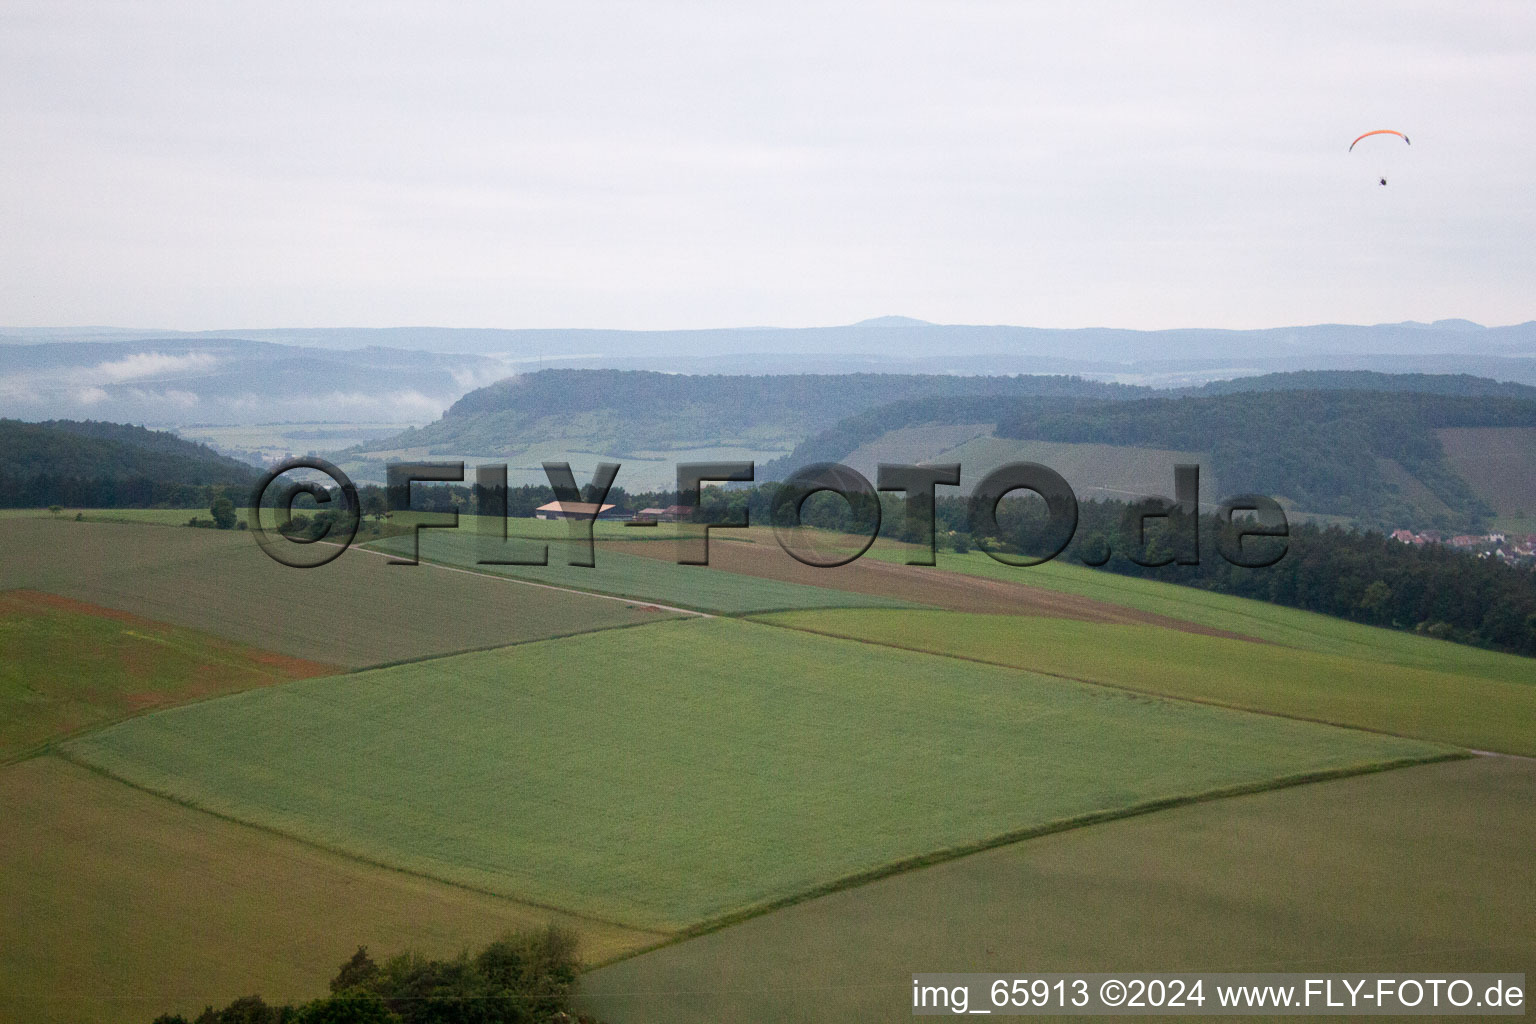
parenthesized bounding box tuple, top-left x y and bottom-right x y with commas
(337, 370, 1141, 489)
(0, 418, 258, 507)
(2, 511, 1528, 1021)
(763, 376, 1536, 530)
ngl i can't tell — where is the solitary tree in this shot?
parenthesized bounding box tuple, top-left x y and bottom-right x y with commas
(210, 496, 238, 530)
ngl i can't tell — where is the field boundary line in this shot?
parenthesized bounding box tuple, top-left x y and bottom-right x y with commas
(1469, 748, 1536, 761)
(591, 749, 1469, 970)
(329, 539, 716, 618)
(5, 617, 704, 768)
(897, 551, 1501, 667)
(346, 538, 924, 617)
(747, 615, 1517, 755)
(0, 590, 349, 769)
(343, 615, 700, 673)
(46, 750, 669, 942)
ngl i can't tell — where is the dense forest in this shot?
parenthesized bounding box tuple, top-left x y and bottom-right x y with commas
(0, 419, 257, 508)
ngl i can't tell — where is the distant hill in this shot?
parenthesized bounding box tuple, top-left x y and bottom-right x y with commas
(337, 369, 1144, 489)
(0, 419, 257, 507)
(761, 372, 1536, 531)
(10, 317, 1534, 361)
(1191, 371, 1536, 400)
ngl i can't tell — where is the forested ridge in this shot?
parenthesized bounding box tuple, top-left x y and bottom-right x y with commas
(994, 389, 1536, 528)
(360, 369, 1144, 456)
(1186, 370, 1536, 399)
(0, 418, 256, 508)
(763, 381, 1536, 531)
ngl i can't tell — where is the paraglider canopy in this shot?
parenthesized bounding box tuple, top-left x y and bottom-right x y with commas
(1350, 130, 1410, 186)
(1349, 129, 1410, 152)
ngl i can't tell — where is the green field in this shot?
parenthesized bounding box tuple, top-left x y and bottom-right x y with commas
(579, 755, 1535, 1023)
(0, 519, 679, 667)
(385, 511, 699, 543)
(755, 609, 1536, 754)
(863, 546, 1534, 682)
(0, 756, 660, 1024)
(0, 506, 250, 527)
(6, 506, 1527, 1024)
(0, 589, 339, 762)
(363, 527, 918, 615)
(65, 617, 1448, 931)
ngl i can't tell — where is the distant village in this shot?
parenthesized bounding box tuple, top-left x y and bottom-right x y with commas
(1391, 528, 1536, 567)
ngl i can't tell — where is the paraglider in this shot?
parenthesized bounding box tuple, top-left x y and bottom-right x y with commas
(1349, 129, 1410, 152)
(1350, 129, 1410, 186)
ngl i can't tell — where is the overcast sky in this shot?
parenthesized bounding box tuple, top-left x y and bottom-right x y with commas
(2, 2, 1533, 331)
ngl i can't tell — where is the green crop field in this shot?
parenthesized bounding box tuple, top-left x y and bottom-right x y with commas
(389, 512, 696, 543)
(579, 755, 1534, 1023)
(0, 506, 249, 527)
(362, 527, 917, 614)
(0, 756, 660, 1024)
(755, 609, 1536, 754)
(0, 589, 339, 762)
(0, 518, 679, 667)
(862, 546, 1534, 682)
(65, 617, 1448, 932)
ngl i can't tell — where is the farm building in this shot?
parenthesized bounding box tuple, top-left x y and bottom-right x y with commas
(631, 505, 695, 523)
(534, 501, 618, 521)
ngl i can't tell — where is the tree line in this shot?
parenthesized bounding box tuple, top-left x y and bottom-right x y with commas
(0, 418, 257, 509)
(150, 926, 601, 1024)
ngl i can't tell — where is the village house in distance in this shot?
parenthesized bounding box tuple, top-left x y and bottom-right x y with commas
(1392, 528, 1536, 566)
